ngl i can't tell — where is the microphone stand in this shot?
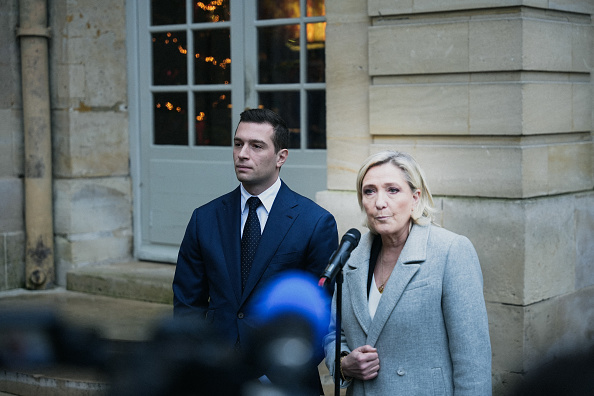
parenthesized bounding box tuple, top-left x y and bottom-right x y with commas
(319, 228, 360, 396)
(334, 269, 343, 396)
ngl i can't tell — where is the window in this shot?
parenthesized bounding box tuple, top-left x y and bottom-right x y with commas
(150, 0, 232, 146)
(148, 0, 326, 149)
(255, 0, 327, 149)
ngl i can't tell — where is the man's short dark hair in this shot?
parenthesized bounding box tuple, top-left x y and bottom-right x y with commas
(239, 108, 289, 153)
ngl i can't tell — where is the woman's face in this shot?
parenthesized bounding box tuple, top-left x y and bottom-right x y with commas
(361, 163, 420, 237)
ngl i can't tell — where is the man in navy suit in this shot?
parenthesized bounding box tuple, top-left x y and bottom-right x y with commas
(173, 108, 339, 394)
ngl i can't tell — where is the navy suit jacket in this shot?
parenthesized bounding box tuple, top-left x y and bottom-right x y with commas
(173, 180, 338, 387)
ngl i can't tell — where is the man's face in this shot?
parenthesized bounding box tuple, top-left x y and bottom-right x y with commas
(233, 121, 288, 195)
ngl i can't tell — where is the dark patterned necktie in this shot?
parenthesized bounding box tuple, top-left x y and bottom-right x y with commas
(241, 197, 262, 291)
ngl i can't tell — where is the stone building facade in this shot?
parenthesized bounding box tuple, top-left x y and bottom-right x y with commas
(317, 1, 594, 394)
(0, 0, 593, 394)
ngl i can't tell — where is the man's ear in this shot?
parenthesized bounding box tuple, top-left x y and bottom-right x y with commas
(276, 149, 289, 168)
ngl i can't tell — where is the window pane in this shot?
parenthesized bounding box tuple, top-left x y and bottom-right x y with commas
(194, 29, 231, 85)
(153, 31, 187, 85)
(258, 0, 300, 20)
(258, 25, 300, 84)
(193, 0, 230, 23)
(194, 92, 232, 146)
(151, 0, 185, 26)
(259, 92, 301, 148)
(307, 90, 326, 149)
(154, 92, 188, 145)
(307, 0, 325, 17)
(306, 22, 325, 83)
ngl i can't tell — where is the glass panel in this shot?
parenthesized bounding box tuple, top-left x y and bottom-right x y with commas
(307, 90, 326, 149)
(153, 31, 187, 85)
(193, 0, 230, 23)
(194, 92, 232, 146)
(258, 0, 300, 20)
(259, 92, 301, 148)
(194, 29, 231, 85)
(151, 0, 186, 26)
(307, 0, 325, 17)
(154, 92, 188, 145)
(258, 25, 300, 84)
(306, 22, 325, 83)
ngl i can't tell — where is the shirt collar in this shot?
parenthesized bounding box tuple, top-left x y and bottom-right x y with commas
(240, 177, 281, 214)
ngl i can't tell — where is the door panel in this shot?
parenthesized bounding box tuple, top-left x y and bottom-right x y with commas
(148, 158, 237, 245)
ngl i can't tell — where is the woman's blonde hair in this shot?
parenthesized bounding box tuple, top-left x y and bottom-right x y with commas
(356, 150, 437, 227)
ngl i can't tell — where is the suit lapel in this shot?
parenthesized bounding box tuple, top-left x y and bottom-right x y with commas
(220, 187, 243, 304)
(241, 182, 298, 303)
(366, 224, 429, 346)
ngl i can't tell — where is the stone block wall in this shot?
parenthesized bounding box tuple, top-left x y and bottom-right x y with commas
(0, 0, 25, 291)
(49, 0, 132, 285)
(0, 0, 132, 290)
(321, 0, 594, 394)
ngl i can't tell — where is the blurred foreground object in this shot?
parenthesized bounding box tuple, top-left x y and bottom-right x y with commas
(246, 270, 331, 395)
(0, 308, 106, 370)
(0, 271, 330, 396)
(513, 346, 594, 396)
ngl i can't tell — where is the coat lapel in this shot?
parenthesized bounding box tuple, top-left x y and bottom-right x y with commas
(240, 182, 298, 303)
(220, 187, 243, 304)
(366, 224, 429, 346)
(344, 233, 374, 336)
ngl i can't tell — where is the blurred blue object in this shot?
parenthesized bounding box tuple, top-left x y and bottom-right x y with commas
(250, 270, 331, 343)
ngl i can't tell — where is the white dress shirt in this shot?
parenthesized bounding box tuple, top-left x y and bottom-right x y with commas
(239, 177, 281, 237)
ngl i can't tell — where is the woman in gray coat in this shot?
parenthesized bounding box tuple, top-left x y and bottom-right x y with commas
(324, 151, 491, 395)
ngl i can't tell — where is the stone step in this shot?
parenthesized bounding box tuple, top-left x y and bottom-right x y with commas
(0, 367, 108, 396)
(65, 261, 175, 305)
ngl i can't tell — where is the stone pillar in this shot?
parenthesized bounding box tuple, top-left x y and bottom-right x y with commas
(318, 0, 373, 235)
(320, 1, 594, 394)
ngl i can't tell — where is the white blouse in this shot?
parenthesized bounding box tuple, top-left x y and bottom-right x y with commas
(368, 272, 382, 319)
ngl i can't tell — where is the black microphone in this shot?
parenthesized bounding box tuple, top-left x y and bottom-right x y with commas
(319, 228, 361, 286)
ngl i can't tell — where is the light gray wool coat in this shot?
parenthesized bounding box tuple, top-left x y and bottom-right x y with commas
(324, 223, 492, 396)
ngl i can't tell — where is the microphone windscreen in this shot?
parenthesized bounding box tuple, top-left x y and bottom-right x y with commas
(249, 270, 331, 342)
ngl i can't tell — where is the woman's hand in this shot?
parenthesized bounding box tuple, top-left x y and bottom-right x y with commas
(341, 345, 380, 381)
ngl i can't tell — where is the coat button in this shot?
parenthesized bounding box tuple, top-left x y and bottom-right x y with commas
(397, 368, 406, 376)
(237, 312, 244, 319)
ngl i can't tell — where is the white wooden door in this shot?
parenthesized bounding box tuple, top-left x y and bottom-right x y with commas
(128, 0, 328, 262)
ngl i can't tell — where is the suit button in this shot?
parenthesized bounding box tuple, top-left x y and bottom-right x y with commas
(237, 312, 244, 319)
(397, 368, 406, 376)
